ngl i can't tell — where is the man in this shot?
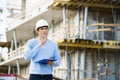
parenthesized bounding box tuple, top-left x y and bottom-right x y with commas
(24, 19, 60, 80)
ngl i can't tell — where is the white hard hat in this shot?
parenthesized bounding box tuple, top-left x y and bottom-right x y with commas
(35, 19, 49, 30)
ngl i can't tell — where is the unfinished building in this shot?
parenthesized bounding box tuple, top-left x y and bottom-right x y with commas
(0, 0, 120, 80)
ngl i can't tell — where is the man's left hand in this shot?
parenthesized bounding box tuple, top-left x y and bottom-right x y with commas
(47, 61, 54, 66)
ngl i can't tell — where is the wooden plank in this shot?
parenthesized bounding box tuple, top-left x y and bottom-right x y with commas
(0, 42, 11, 47)
(58, 42, 103, 49)
(58, 39, 120, 49)
(88, 23, 104, 26)
(104, 45, 120, 49)
(88, 23, 120, 27)
(88, 28, 111, 32)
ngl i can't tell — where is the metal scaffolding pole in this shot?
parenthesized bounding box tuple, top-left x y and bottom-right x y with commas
(16, 59, 20, 75)
(77, 48, 81, 79)
(63, 5, 71, 80)
(77, 7, 81, 79)
(115, 51, 119, 80)
(101, 17, 104, 40)
(10, 40, 14, 52)
(80, 49, 87, 79)
(67, 51, 71, 80)
(111, 2, 117, 40)
(80, 8, 84, 39)
(83, 6, 88, 39)
(13, 30, 20, 75)
(63, 5, 67, 39)
(77, 7, 80, 38)
(113, 10, 117, 40)
(21, 0, 26, 18)
(8, 65, 11, 74)
(13, 30, 17, 50)
(51, 20, 55, 33)
(82, 6, 88, 79)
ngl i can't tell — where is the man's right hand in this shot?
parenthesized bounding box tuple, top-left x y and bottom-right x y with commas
(40, 39, 46, 46)
(39, 35, 47, 46)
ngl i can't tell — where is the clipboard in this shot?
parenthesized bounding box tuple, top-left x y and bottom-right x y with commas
(36, 59, 56, 64)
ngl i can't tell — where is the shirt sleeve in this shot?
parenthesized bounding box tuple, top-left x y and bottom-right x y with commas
(24, 39, 41, 61)
(53, 44, 61, 66)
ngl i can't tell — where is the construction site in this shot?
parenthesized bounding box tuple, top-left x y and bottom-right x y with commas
(0, 0, 120, 80)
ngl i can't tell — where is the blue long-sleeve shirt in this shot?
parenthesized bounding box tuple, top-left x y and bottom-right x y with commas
(24, 38, 60, 74)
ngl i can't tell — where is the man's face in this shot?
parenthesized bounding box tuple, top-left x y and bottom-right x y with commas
(37, 26, 49, 38)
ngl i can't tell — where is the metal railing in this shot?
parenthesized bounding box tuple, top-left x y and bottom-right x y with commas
(8, 45, 25, 59)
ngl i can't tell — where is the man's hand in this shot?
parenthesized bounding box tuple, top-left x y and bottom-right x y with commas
(40, 39, 46, 46)
(47, 61, 54, 66)
(40, 35, 47, 46)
